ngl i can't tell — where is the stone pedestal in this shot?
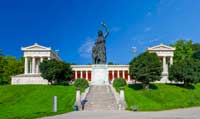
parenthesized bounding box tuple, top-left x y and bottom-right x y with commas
(91, 64, 109, 85)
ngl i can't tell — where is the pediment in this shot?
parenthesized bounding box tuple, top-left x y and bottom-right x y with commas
(22, 43, 51, 51)
(148, 44, 175, 51)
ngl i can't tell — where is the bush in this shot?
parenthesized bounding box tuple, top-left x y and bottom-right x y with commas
(113, 78, 126, 88)
(74, 78, 89, 89)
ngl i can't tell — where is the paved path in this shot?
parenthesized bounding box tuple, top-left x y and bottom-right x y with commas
(41, 107, 200, 119)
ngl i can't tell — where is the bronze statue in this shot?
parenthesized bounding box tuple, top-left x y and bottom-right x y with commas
(92, 22, 109, 64)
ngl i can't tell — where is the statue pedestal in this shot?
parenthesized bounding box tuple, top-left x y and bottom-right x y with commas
(91, 64, 109, 85)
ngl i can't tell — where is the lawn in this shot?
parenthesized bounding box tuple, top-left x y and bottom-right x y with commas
(0, 85, 76, 119)
(124, 83, 200, 111)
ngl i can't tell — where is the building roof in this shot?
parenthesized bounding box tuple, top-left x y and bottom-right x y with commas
(21, 43, 51, 51)
(147, 44, 176, 51)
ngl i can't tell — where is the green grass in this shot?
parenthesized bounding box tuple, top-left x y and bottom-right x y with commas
(124, 83, 200, 111)
(0, 85, 76, 119)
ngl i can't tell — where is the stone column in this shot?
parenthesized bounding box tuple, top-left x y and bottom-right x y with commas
(170, 56, 173, 65)
(36, 58, 40, 74)
(122, 70, 125, 79)
(128, 75, 131, 81)
(86, 70, 88, 80)
(117, 70, 120, 78)
(32, 57, 36, 74)
(162, 56, 166, 73)
(40, 57, 43, 62)
(24, 57, 28, 74)
(112, 70, 114, 80)
(80, 70, 83, 79)
(30, 58, 32, 73)
(75, 71, 77, 79)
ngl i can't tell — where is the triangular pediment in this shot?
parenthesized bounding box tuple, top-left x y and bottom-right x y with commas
(22, 43, 51, 51)
(148, 44, 175, 51)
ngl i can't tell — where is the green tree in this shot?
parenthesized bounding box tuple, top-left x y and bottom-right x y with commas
(0, 56, 24, 84)
(39, 59, 72, 84)
(192, 43, 200, 59)
(108, 62, 114, 65)
(173, 40, 193, 62)
(0, 50, 3, 83)
(169, 59, 200, 87)
(129, 52, 162, 89)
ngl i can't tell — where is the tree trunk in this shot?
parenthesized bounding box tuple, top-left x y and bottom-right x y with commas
(143, 83, 149, 89)
(184, 81, 189, 87)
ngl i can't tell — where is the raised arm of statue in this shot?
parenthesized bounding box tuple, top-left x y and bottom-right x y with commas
(101, 22, 109, 39)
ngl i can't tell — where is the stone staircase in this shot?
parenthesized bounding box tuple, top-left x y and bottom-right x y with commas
(84, 85, 118, 110)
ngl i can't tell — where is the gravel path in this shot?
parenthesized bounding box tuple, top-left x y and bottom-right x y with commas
(41, 107, 200, 119)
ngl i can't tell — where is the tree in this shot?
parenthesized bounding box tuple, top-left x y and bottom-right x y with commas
(192, 43, 200, 59)
(169, 59, 200, 87)
(129, 52, 162, 89)
(39, 59, 73, 84)
(0, 50, 3, 84)
(0, 56, 24, 84)
(108, 62, 114, 65)
(173, 40, 193, 63)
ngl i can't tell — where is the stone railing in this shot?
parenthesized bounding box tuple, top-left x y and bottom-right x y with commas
(109, 85, 127, 110)
(75, 86, 90, 111)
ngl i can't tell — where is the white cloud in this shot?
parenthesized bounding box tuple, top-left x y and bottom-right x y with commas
(79, 37, 95, 58)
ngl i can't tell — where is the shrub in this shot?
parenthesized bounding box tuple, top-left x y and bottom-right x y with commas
(74, 78, 89, 89)
(113, 78, 126, 88)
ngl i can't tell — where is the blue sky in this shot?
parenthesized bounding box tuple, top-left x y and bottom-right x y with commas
(0, 0, 200, 64)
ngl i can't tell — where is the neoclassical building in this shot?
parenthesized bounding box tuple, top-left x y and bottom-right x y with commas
(147, 44, 175, 83)
(11, 43, 175, 85)
(11, 43, 60, 84)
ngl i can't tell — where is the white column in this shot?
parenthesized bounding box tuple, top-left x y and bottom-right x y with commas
(29, 58, 32, 73)
(170, 56, 173, 65)
(48, 57, 51, 60)
(32, 57, 36, 74)
(80, 70, 83, 78)
(36, 58, 39, 73)
(40, 57, 43, 62)
(128, 75, 131, 81)
(24, 57, 28, 74)
(112, 70, 114, 80)
(86, 70, 88, 80)
(162, 56, 166, 73)
(75, 71, 77, 79)
(117, 70, 120, 78)
(122, 70, 125, 79)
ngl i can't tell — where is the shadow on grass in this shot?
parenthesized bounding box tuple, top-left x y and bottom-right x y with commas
(34, 111, 47, 114)
(166, 83, 195, 90)
(128, 84, 158, 90)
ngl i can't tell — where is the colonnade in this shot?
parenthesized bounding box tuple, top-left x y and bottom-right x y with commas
(74, 70, 91, 80)
(24, 56, 50, 74)
(162, 56, 173, 73)
(73, 70, 131, 81)
(110, 70, 131, 81)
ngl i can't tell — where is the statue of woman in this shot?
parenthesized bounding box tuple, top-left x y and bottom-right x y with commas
(92, 23, 109, 64)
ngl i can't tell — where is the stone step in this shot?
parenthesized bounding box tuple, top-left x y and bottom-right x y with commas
(84, 85, 118, 111)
